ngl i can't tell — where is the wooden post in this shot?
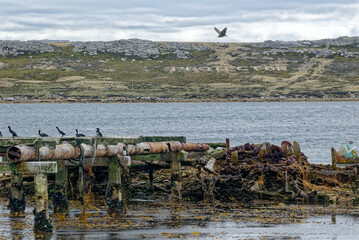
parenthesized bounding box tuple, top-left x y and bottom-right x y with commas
(78, 165, 85, 204)
(148, 163, 154, 192)
(293, 141, 302, 164)
(231, 151, 238, 164)
(34, 173, 53, 233)
(171, 152, 182, 201)
(202, 176, 217, 203)
(226, 138, 230, 149)
(53, 161, 69, 214)
(331, 147, 337, 170)
(106, 156, 124, 216)
(8, 163, 25, 214)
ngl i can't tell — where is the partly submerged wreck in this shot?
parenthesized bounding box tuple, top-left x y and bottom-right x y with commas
(335, 143, 359, 163)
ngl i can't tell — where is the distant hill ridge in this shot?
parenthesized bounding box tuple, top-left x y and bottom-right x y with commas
(1, 36, 359, 58)
(1, 36, 359, 102)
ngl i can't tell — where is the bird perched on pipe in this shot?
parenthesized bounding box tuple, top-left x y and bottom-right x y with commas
(56, 126, 66, 137)
(38, 130, 49, 137)
(214, 27, 227, 37)
(0, 131, 2, 137)
(76, 129, 85, 137)
(8, 126, 17, 137)
(96, 128, 103, 138)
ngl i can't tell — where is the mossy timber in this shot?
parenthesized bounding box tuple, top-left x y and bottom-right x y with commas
(1, 136, 359, 234)
(0, 135, 205, 233)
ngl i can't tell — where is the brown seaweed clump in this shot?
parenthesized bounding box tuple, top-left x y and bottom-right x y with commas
(192, 141, 359, 205)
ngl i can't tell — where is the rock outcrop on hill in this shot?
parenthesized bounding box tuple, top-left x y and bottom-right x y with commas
(0, 38, 214, 59)
(0, 40, 54, 56)
(1, 36, 359, 59)
(245, 36, 359, 48)
(69, 39, 214, 59)
(69, 39, 161, 58)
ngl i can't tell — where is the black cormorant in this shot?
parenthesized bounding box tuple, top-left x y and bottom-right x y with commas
(56, 127, 66, 137)
(0, 131, 2, 137)
(8, 126, 17, 137)
(96, 128, 103, 138)
(76, 129, 85, 137)
(214, 27, 227, 37)
(38, 130, 49, 137)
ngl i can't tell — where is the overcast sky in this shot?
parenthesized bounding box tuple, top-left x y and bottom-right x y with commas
(0, 0, 358, 42)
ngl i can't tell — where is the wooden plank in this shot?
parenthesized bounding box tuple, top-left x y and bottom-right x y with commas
(141, 136, 186, 143)
(205, 142, 226, 148)
(131, 154, 162, 162)
(21, 162, 58, 174)
(132, 151, 187, 162)
(0, 162, 11, 173)
(61, 157, 109, 166)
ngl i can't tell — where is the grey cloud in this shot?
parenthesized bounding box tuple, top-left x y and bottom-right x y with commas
(0, 0, 358, 41)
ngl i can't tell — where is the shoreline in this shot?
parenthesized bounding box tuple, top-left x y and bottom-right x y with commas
(1, 97, 359, 104)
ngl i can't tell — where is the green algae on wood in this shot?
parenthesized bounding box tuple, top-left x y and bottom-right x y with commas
(171, 153, 182, 201)
(106, 156, 125, 215)
(34, 173, 53, 233)
(53, 161, 69, 214)
(9, 163, 25, 213)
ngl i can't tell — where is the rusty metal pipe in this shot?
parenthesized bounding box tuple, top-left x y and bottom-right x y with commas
(49, 143, 81, 160)
(7, 145, 38, 162)
(80, 143, 94, 158)
(80, 144, 120, 158)
(182, 143, 210, 151)
(7, 143, 81, 163)
(166, 141, 183, 152)
(7, 141, 210, 162)
(126, 145, 137, 156)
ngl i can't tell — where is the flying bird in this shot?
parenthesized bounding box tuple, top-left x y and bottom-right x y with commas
(214, 27, 227, 38)
(38, 130, 49, 137)
(96, 128, 103, 138)
(76, 129, 85, 137)
(8, 126, 17, 137)
(56, 126, 66, 137)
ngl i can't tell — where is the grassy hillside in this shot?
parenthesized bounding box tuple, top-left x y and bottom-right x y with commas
(1, 41, 359, 102)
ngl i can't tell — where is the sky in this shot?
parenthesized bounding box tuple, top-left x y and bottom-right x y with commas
(0, 0, 358, 42)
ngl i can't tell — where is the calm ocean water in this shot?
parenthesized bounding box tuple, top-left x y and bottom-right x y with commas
(0, 101, 358, 164)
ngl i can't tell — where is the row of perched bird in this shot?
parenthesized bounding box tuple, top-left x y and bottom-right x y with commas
(0, 126, 103, 138)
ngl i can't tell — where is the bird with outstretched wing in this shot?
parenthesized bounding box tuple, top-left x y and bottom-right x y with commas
(214, 27, 227, 37)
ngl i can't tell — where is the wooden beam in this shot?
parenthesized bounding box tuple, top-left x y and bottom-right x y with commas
(21, 162, 57, 174)
(171, 152, 182, 201)
(53, 161, 69, 214)
(9, 163, 25, 213)
(34, 173, 53, 233)
(106, 156, 125, 216)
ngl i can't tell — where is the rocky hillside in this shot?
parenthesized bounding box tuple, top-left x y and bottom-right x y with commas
(1, 37, 359, 102)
